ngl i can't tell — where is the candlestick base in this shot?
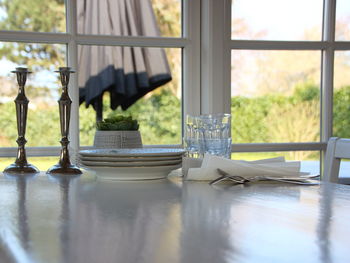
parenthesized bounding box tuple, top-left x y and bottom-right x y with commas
(3, 162, 40, 175)
(46, 163, 82, 175)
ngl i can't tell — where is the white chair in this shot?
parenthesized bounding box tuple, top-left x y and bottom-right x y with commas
(323, 137, 350, 184)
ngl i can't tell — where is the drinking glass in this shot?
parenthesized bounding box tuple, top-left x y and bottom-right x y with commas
(184, 115, 201, 158)
(197, 114, 231, 158)
(184, 113, 231, 158)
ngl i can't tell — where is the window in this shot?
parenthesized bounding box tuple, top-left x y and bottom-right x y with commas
(229, 0, 350, 175)
(78, 46, 182, 146)
(0, 0, 348, 175)
(0, 0, 200, 169)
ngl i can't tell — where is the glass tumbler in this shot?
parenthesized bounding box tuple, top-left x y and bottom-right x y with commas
(184, 114, 201, 158)
(197, 113, 231, 158)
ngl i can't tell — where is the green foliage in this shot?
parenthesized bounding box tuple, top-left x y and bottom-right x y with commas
(231, 95, 275, 143)
(231, 83, 322, 147)
(0, 102, 16, 146)
(293, 82, 320, 102)
(0, 0, 65, 70)
(333, 86, 350, 138)
(111, 89, 181, 145)
(25, 105, 60, 147)
(1, 84, 350, 149)
(230, 83, 322, 160)
(79, 106, 97, 146)
(79, 89, 181, 146)
(265, 100, 320, 160)
(151, 0, 181, 37)
(0, 0, 65, 32)
(0, 89, 181, 146)
(0, 102, 60, 147)
(96, 115, 139, 131)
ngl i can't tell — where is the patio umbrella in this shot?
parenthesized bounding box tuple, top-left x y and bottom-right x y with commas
(77, 0, 172, 121)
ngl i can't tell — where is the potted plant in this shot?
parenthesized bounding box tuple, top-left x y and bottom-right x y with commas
(94, 115, 142, 148)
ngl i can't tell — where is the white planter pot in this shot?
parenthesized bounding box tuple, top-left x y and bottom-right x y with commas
(93, 130, 142, 149)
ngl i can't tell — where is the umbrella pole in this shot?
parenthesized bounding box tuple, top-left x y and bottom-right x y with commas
(96, 95, 103, 122)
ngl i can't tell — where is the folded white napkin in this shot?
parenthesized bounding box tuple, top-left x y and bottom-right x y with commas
(186, 154, 307, 181)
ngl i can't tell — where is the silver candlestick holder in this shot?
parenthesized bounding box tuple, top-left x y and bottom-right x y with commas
(3, 67, 39, 175)
(47, 67, 82, 175)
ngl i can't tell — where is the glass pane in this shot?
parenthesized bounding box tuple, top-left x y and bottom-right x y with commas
(231, 50, 321, 143)
(333, 51, 350, 138)
(79, 46, 182, 146)
(336, 0, 350, 41)
(0, 42, 66, 147)
(339, 159, 350, 180)
(77, 0, 181, 38)
(231, 0, 323, 40)
(231, 151, 320, 175)
(0, 0, 65, 32)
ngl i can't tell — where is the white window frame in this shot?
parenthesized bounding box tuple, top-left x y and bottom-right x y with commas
(1, 0, 348, 162)
(201, 0, 350, 157)
(0, 0, 201, 159)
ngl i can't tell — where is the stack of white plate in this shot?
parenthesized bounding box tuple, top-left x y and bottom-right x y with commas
(79, 148, 185, 180)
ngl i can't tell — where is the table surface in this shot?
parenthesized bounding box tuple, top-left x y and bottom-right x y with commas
(0, 172, 349, 263)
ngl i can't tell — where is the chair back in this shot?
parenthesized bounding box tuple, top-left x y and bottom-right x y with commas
(324, 137, 350, 183)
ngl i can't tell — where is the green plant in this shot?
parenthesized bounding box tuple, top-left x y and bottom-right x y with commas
(96, 115, 139, 131)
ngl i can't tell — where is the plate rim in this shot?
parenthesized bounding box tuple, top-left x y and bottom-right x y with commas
(79, 155, 183, 162)
(79, 148, 186, 157)
(80, 163, 182, 171)
(79, 159, 182, 167)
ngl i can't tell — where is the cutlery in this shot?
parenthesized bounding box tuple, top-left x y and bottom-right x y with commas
(210, 169, 320, 186)
(300, 174, 320, 179)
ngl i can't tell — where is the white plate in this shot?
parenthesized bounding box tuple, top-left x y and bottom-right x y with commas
(79, 159, 182, 167)
(79, 148, 186, 157)
(79, 155, 183, 162)
(80, 164, 182, 180)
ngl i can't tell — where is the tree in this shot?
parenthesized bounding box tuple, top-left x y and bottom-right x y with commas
(151, 0, 181, 38)
(150, 0, 181, 97)
(0, 0, 65, 70)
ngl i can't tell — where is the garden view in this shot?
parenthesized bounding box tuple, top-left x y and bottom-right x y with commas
(0, 0, 349, 170)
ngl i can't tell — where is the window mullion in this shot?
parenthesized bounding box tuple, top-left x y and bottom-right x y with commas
(321, 0, 336, 142)
(0, 30, 70, 43)
(76, 35, 188, 47)
(201, 0, 231, 114)
(66, 0, 79, 162)
(183, 0, 201, 118)
(231, 40, 329, 50)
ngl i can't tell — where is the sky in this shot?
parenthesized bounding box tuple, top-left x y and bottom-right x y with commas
(232, 0, 350, 40)
(0, 58, 58, 90)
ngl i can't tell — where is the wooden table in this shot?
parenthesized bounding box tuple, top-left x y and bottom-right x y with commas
(0, 172, 349, 263)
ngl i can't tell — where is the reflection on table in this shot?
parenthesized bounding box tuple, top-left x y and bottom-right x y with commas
(0, 173, 349, 263)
